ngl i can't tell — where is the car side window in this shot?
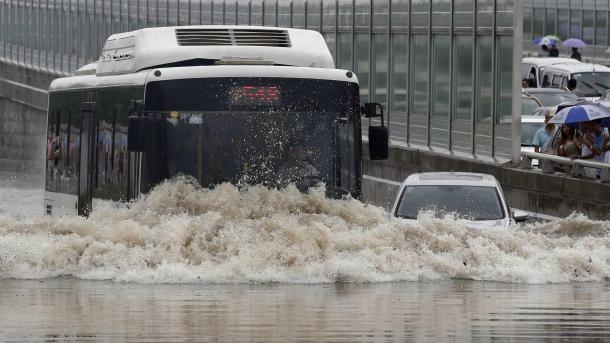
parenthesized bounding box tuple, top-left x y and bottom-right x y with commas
(540, 72, 551, 87)
(551, 75, 561, 87)
(528, 67, 538, 87)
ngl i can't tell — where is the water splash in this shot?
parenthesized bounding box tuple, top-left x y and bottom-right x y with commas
(1, 177, 609, 284)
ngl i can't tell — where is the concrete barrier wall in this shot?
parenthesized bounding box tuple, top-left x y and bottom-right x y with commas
(362, 143, 610, 220)
(0, 98, 46, 185)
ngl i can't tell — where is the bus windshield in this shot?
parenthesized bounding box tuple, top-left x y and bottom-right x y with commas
(572, 72, 610, 97)
(144, 77, 359, 192)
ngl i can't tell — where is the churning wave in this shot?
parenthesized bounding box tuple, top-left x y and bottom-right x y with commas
(0, 177, 609, 284)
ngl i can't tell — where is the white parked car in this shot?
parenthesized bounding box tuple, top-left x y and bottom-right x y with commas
(522, 57, 580, 88)
(539, 62, 610, 99)
(391, 172, 529, 229)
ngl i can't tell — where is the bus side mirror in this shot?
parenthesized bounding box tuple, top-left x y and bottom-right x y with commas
(362, 102, 382, 118)
(369, 126, 388, 160)
(127, 116, 149, 152)
(363, 102, 389, 160)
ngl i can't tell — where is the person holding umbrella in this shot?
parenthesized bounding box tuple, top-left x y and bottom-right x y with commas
(591, 119, 610, 164)
(550, 104, 610, 170)
(572, 121, 599, 177)
(562, 38, 586, 61)
(539, 44, 551, 57)
(571, 47, 582, 61)
(533, 113, 556, 153)
(534, 36, 560, 57)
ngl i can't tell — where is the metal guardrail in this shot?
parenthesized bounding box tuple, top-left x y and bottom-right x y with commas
(520, 151, 610, 183)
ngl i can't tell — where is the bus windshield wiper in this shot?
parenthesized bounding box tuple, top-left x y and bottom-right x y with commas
(594, 81, 610, 90)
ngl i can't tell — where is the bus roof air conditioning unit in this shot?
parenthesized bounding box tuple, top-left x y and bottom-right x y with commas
(175, 28, 291, 47)
(96, 26, 334, 76)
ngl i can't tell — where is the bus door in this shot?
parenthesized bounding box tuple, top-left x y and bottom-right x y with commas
(77, 102, 96, 216)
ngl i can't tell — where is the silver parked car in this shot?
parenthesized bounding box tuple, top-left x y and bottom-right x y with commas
(524, 88, 578, 107)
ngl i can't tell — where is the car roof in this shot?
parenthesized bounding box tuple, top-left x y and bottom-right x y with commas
(402, 172, 499, 188)
(543, 62, 610, 73)
(522, 57, 580, 67)
(524, 88, 573, 95)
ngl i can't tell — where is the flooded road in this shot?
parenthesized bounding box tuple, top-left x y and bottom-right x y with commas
(1, 179, 609, 341)
(1, 278, 609, 342)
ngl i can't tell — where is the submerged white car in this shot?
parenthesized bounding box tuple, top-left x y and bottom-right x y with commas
(390, 172, 529, 229)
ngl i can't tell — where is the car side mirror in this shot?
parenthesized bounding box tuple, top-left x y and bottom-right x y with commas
(512, 210, 529, 223)
(363, 102, 389, 160)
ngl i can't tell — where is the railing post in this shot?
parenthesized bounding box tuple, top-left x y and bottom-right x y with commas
(569, 164, 584, 178)
(519, 155, 532, 169)
(540, 159, 554, 173)
(600, 167, 610, 183)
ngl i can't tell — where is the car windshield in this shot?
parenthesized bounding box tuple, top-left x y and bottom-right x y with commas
(395, 185, 505, 221)
(572, 72, 610, 97)
(521, 96, 540, 115)
(521, 122, 545, 146)
(530, 92, 578, 107)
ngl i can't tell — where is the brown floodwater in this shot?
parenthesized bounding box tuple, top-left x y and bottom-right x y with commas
(1, 181, 609, 341)
(1, 278, 609, 342)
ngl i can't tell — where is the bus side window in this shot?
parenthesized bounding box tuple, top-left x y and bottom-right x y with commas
(93, 86, 143, 201)
(46, 92, 82, 195)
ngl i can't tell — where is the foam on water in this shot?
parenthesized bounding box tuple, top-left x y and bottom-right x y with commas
(1, 177, 609, 284)
(0, 187, 44, 219)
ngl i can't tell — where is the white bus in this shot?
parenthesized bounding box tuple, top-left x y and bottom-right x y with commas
(45, 26, 388, 216)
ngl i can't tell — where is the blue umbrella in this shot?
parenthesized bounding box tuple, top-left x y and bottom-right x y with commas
(549, 104, 610, 124)
(562, 38, 586, 48)
(533, 35, 560, 45)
